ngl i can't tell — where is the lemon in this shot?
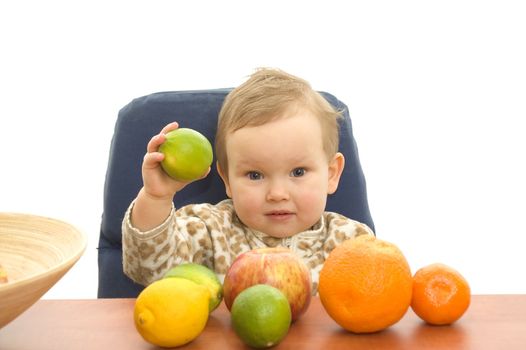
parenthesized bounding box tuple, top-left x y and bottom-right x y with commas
(159, 128, 213, 182)
(164, 263, 223, 312)
(231, 284, 291, 349)
(134, 277, 210, 348)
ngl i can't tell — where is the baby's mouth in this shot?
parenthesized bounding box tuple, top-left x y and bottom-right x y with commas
(265, 211, 295, 220)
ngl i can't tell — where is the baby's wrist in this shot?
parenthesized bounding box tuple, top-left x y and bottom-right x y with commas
(139, 187, 175, 205)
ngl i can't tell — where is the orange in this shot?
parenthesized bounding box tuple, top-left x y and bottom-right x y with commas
(319, 235, 413, 333)
(411, 263, 470, 325)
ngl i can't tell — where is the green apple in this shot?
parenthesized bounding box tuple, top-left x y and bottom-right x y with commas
(164, 263, 223, 312)
(159, 128, 213, 182)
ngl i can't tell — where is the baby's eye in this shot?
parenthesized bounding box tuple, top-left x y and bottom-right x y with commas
(247, 171, 263, 180)
(290, 168, 306, 177)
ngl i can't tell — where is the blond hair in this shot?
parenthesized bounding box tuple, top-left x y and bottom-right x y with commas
(215, 68, 342, 178)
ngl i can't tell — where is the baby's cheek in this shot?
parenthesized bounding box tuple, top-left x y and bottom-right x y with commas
(297, 190, 327, 217)
(232, 195, 260, 224)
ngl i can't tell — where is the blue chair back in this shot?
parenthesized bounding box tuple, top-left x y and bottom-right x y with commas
(98, 89, 374, 297)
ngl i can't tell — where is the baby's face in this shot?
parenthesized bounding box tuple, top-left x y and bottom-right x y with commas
(220, 110, 343, 238)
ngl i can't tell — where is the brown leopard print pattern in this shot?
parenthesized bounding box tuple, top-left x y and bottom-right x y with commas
(122, 199, 373, 295)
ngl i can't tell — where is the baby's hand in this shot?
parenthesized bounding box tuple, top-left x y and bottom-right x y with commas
(142, 122, 209, 200)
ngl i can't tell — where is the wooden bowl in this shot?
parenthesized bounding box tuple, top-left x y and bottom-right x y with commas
(0, 212, 87, 329)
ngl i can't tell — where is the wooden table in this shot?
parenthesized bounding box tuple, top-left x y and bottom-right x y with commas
(1, 295, 525, 349)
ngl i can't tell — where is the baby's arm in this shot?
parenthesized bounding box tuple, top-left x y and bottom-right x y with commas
(131, 122, 210, 231)
(122, 203, 216, 286)
(123, 122, 213, 286)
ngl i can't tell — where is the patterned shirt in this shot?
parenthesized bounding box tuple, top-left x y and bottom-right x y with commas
(122, 199, 373, 294)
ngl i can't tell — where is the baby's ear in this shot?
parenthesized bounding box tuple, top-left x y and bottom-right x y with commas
(327, 152, 345, 194)
(216, 161, 232, 198)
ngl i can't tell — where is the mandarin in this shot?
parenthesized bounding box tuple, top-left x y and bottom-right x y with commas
(411, 263, 470, 325)
(319, 235, 413, 333)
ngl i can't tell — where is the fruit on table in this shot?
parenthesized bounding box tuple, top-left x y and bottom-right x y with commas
(134, 277, 210, 348)
(163, 262, 223, 312)
(159, 128, 213, 182)
(411, 263, 471, 325)
(231, 284, 292, 349)
(223, 247, 311, 321)
(319, 235, 413, 333)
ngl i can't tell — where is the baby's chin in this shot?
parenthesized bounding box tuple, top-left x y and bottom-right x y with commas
(239, 213, 321, 239)
(260, 224, 318, 239)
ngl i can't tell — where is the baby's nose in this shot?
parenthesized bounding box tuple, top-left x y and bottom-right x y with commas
(266, 181, 290, 201)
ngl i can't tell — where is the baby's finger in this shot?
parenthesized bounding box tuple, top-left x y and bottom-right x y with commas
(143, 151, 164, 169)
(146, 122, 179, 153)
(160, 122, 179, 135)
(146, 133, 166, 153)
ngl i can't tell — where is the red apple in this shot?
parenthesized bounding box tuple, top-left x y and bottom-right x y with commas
(223, 247, 312, 321)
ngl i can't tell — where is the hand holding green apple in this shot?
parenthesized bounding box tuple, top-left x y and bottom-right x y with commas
(159, 128, 213, 182)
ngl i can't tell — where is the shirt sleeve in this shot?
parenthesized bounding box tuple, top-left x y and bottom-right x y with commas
(121, 200, 216, 286)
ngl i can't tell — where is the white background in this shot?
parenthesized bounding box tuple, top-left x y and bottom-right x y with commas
(1, 1, 525, 298)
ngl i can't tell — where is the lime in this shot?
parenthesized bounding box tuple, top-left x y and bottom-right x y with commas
(134, 277, 209, 348)
(164, 263, 223, 312)
(231, 284, 291, 348)
(159, 128, 213, 181)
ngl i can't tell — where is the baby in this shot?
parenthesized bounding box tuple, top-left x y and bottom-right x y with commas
(122, 68, 374, 294)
